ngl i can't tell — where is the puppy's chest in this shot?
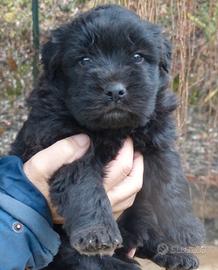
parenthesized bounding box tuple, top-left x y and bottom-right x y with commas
(92, 130, 148, 164)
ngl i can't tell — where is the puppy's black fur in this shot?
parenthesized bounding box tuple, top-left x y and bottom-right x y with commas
(11, 5, 204, 270)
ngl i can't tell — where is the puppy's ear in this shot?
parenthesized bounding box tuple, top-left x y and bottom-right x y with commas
(160, 36, 172, 73)
(159, 35, 172, 88)
(41, 29, 63, 78)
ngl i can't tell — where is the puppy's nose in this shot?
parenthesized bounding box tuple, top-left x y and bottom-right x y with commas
(104, 83, 127, 102)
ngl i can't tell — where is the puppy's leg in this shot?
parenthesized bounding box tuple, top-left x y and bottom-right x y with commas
(50, 156, 122, 256)
(118, 199, 200, 270)
(118, 149, 204, 270)
(137, 241, 199, 270)
(142, 149, 205, 248)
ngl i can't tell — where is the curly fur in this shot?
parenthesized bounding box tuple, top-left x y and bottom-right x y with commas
(11, 5, 204, 270)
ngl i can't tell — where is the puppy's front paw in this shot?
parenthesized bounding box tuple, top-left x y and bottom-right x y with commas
(153, 252, 199, 270)
(70, 224, 122, 256)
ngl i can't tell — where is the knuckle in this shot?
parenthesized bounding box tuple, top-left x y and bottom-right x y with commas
(136, 182, 143, 192)
(121, 163, 132, 177)
(59, 139, 76, 157)
(128, 198, 135, 208)
(134, 181, 143, 193)
(138, 180, 143, 190)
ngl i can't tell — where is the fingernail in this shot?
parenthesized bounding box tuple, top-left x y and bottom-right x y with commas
(72, 134, 90, 147)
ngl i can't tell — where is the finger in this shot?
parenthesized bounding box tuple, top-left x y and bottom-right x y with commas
(111, 194, 136, 213)
(127, 152, 144, 190)
(107, 152, 143, 206)
(24, 134, 90, 182)
(127, 248, 137, 258)
(23, 134, 90, 208)
(104, 138, 134, 191)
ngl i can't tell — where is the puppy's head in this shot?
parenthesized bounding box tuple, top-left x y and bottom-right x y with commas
(42, 5, 172, 130)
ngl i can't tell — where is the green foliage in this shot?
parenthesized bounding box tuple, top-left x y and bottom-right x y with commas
(58, 0, 77, 12)
(58, 0, 88, 12)
(188, 3, 218, 42)
(172, 74, 180, 93)
(74, 0, 88, 4)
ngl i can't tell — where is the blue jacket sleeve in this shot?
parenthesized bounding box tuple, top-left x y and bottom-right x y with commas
(0, 156, 61, 270)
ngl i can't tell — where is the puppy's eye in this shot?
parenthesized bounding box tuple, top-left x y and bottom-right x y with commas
(132, 53, 144, 64)
(79, 57, 92, 66)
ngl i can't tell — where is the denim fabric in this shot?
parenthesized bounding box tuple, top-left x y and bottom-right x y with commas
(0, 156, 61, 270)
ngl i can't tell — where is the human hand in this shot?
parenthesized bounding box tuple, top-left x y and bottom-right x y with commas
(23, 136, 144, 230)
(23, 134, 90, 223)
(104, 138, 144, 258)
(104, 138, 144, 220)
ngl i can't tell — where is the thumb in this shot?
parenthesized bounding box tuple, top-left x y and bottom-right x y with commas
(24, 134, 90, 183)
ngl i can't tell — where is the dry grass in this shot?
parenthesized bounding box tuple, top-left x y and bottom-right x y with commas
(0, 0, 217, 185)
(92, 0, 218, 190)
(95, 0, 218, 132)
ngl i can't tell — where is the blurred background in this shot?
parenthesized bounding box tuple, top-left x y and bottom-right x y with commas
(0, 0, 217, 245)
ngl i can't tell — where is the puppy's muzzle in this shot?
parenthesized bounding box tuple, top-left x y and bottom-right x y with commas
(104, 82, 127, 102)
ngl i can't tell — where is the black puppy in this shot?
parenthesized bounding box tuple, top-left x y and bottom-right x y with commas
(11, 5, 204, 270)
